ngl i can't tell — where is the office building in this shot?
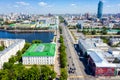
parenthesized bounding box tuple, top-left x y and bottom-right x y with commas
(97, 0, 103, 19)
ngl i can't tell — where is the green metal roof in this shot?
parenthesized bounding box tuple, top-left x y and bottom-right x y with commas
(22, 43, 56, 57)
(9, 24, 15, 27)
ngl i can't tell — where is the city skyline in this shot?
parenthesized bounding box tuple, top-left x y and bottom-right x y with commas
(0, 0, 120, 14)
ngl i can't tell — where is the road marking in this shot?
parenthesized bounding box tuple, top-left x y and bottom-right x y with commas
(69, 76, 84, 78)
(69, 76, 101, 80)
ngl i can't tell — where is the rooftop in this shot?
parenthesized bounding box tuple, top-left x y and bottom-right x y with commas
(78, 38, 102, 50)
(22, 43, 56, 57)
(0, 39, 25, 57)
(87, 49, 116, 67)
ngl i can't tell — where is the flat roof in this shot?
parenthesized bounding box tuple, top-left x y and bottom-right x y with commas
(0, 39, 25, 57)
(78, 38, 101, 50)
(88, 49, 116, 67)
(78, 39, 94, 50)
(22, 43, 56, 57)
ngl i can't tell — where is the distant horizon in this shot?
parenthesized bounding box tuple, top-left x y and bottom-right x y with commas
(1, 13, 120, 15)
(0, 0, 120, 14)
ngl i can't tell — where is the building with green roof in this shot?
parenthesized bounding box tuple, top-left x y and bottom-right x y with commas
(22, 43, 56, 65)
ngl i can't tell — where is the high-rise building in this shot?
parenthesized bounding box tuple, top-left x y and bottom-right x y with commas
(97, 0, 103, 19)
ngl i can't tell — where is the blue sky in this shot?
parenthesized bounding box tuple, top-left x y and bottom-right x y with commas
(0, 0, 120, 14)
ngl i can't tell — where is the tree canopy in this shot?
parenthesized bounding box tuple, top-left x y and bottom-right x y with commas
(0, 41, 56, 80)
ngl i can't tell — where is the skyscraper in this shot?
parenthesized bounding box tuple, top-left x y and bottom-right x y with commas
(97, 0, 103, 19)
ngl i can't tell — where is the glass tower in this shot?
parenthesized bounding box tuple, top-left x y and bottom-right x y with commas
(97, 0, 103, 19)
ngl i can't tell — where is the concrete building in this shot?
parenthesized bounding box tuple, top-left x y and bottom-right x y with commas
(109, 38, 120, 46)
(0, 39, 25, 69)
(78, 38, 109, 55)
(22, 43, 56, 65)
(108, 48, 120, 57)
(36, 16, 59, 29)
(0, 39, 14, 47)
(78, 38, 120, 76)
(87, 49, 116, 76)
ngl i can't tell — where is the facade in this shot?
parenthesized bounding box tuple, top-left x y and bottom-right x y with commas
(36, 16, 59, 29)
(97, 0, 103, 19)
(0, 39, 25, 69)
(78, 38, 120, 76)
(22, 43, 56, 65)
(0, 39, 14, 47)
(87, 49, 116, 76)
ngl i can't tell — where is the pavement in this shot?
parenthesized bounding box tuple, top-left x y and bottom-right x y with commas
(61, 23, 87, 80)
(64, 27, 120, 80)
(59, 23, 120, 80)
(54, 29, 61, 78)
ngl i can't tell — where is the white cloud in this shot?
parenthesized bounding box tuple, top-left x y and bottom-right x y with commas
(118, 4, 120, 6)
(38, 2, 48, 7)
(102, 0, 107, 3)
(13, 5, 19, 8)
(38, 2, 53, 8)
(71, 4, 76, 6)
(106, 5, 111, 8)
(16, 1, 30, 6)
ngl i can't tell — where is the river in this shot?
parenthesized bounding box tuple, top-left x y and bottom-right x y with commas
(0, 31, 54, 43)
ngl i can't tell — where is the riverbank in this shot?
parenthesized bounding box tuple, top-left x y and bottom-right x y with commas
(0, 29, 55, 33)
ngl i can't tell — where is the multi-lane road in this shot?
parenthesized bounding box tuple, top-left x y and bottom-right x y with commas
(60, 23, 120, 80)
(61, 23, 102, 80)
(61, 23, 87, 80)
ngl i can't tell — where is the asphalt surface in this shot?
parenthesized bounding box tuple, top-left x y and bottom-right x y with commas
(60, 23, 120, 80)
(61, 23, 87, 80)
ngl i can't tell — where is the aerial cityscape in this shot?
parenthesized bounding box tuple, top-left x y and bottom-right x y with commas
(0, 0, 120, 80)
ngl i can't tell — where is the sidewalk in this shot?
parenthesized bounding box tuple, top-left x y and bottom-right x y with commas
(67, 28, 77, 44)
(54, 29, 61, 77)
(98, 76, 120, 79)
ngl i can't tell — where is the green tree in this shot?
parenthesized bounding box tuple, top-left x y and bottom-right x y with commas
(117, 31, 120, 35)
(9, 56, 16, 63)
(0, 69, 9, 80)
(32, 40, 42, 44)
(0, 46, 4, 51)
(41, 65, 56, 80)
(113, 58, 120, 63)
(91, 30, 96, 35)
(3, 62, 13, 69)
(60, 68, 68, 80)
(102, 27, 107, 35)
(82, 29, 87, 35)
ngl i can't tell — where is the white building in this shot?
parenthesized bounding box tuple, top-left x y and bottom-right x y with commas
(108, 48, 120, 57)
(0, 39, 25, 69)
(109, 38, 120, 46)
(22, 43, 56, 65)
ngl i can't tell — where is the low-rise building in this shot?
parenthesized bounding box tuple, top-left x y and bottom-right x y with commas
(0, 39, 25, 69)
(108, 48, 120, 57)
(87, 49, 116, 76)
(78, 38, 109, 55)
(78, 38, 120, 76)
(109, 38, 120, 46)
(22, 43, 56, 65)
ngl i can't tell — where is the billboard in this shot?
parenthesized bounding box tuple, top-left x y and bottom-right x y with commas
(95, 67, 115, 76)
